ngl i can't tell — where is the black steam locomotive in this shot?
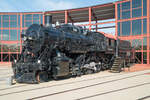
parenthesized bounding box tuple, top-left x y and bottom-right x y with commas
(12, 23, 133, 83)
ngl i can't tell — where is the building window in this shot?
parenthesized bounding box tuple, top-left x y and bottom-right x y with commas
(10, 21, 17, 28)
(122, 10, 130, 19)
(18, 30, 20, 41)
(143, 0, 147, 16)
(9, 44, 18, 52)
(25, 14, 32, 21)
(143, 18, 147, 34)
(132, 0, 142, 8)
(33, 14, 39, 21)
(18, 15, 20, 27)
(23, 14, 43, 28)
(132, 39, 142, 50)
(10, 30, 18, 40)
(0, 15, 1, 28)
(41, 14, 43, 24)
(143, 52, 147, 64)
(122, 1, 130, 10)
(132, 19, 141, 35)
(10, 15, 17, 20)
(25, 21, 32, 28)
(132, 8, 142, 18)
(3, 15, 9, 28)
(1, 15, 20, 28)
(33, 14, 40, 24)
(118, 22, 120, 36)
(10, 15, 17, 28)
(0, 29, 1, 40)
(2, 30, 9, 40)
(143, 37, 147, 50)
(122, 21, 130, 36)
(2, 45, 9, 52)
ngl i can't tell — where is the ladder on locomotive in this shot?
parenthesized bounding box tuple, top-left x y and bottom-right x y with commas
(110, 57, 125, 73)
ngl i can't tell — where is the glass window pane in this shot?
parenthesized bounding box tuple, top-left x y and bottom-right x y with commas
(10, 21, 17, 28)
(22, 15, 25, 27)
(143, 37, 147, 50)
(122, 1, 130, 10)
(132, 8, 142, 18)
(3, 15, 9, 21)
(10, 15, 18, 28)
(18, 15, 20, 28)
(10, 30, 17, 40)
(143, 18, 147, 34)
(2, 30, 9, 40)
(132, 19, 141, 35)
(143, 0, 147, 16)
(25, 21, 32, 27)
(132, 39, 142, 50)
(3, 15, 9, 28)
(33, 21, 39, 24)
(0, 29, 1, 40)
(40, 14, 43, 24)
(9, 44, 18, 52)
(0, 15, 1, 28)
(25, 14, 32, 20)
(143, 52, 147, 64)
(122, 21, 130, 36)
(10, 15, 17, 20)
(118, 22, 120, 36)
(17, 43, 21, 52)
(122, 11, 130, 19)
(2, 44, 9, 52)
(132, 0, 142, 8)
(3, 21, 9, 28)
(18, 30, 20, 40)
(33, 14, 39, 21)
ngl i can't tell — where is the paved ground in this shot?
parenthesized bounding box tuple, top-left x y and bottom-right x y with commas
(0, 64, 150, 100)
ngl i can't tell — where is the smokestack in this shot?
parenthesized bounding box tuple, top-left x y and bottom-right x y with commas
(44, 14, 52, 27)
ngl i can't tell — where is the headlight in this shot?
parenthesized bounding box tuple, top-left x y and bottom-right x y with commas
(37, 60, 41, 63)
(28, 37, 32, 40)
(14, 59, 17, 63)
(23, 37, 27, 41)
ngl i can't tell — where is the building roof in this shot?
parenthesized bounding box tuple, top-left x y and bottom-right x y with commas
(45, 3, 115, 24)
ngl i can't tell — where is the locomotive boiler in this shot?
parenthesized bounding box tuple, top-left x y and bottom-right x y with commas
(12, 22, 133, 83)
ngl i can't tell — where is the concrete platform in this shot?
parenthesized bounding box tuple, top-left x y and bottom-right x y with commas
(0, 64, 150, 100)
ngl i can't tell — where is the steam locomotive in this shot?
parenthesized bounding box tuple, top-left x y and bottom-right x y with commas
(12, 22, 133, 83)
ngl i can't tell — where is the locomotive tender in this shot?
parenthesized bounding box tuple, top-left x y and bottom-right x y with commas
(12, 22, 133, 83)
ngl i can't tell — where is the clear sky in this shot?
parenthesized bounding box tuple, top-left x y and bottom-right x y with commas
(0, 0, 118, 12)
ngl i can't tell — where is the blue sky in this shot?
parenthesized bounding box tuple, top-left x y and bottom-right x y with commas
(0, 0, 118, 12)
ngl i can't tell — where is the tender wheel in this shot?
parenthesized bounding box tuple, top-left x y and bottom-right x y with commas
(36, 71, 48, 83)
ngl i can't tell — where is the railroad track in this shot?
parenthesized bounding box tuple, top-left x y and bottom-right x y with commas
(76, 82, 150, 100)
(0, 70, 149, 99)
(0, 70, 143, 92)
(28, 72, 149, 100)
(0, 72, 122, 96)
(137, 95, 150, 100)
